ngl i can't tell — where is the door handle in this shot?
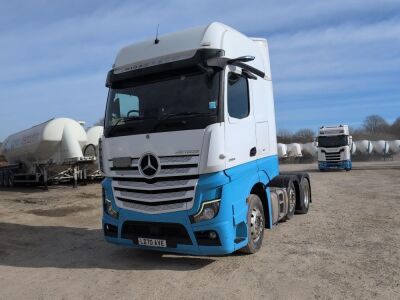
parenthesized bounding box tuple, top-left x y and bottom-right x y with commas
(250, 147, 257, 157)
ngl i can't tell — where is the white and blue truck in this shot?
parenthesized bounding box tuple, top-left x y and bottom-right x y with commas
(316, 125, 353, 171)
(100, 22, 311, 255)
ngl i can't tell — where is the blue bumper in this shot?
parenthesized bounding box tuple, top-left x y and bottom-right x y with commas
(318, 160, 352, 170)
(102, 173, 244, 256)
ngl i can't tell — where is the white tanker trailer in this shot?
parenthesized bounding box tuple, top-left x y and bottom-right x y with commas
(301, 142, 318, 156)
(388, 140, 400, 154)
(83, 126, 104, 157)
(287, 143, 303, 158)
(354, 140, 373, 154)
(277, 143, 288, 158)
(0, 118, 96, 187)
(83, 126, 104, 179)
(372, 140, 389, 155)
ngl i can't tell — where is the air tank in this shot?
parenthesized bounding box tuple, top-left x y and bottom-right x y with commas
(388, 140, 400, 153)
(1, 118, 87, 168)
(301, 142, 317, 156)
(277, 143, 288, 158)
(287, 143, 302, 157)
(354, 140, 373, 154)
(84, 126, 104, 157)
(372, 140, 389, 155)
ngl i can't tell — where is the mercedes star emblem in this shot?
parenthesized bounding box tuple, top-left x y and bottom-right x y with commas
(139, 153, 159, 178)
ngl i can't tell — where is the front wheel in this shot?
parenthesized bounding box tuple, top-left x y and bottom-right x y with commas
(240, 194, 265, 254)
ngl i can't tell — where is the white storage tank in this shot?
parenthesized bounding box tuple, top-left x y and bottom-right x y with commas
(277, 143, 288, 158)
(1, 118, 87, 170)
(301, 142, 317, 156)
(287, 143, 302, 157)
(388, 140, 400, 153)
(372, 140, 389, 155)
(354, 140, 373, 154)
(84, 126, 104, 157)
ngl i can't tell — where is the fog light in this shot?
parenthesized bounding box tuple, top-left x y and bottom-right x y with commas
(209, 231, 217, 239)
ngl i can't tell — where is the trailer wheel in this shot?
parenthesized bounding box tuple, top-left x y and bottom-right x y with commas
(296, 177, 310, 214)
(240, 194, 265, 254)
(282, 179, 296, 221)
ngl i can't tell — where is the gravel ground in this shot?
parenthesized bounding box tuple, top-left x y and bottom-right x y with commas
(0, 161, 399, 299)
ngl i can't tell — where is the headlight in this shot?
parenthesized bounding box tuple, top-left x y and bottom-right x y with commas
(102, 188, 118, 219)
(191, 199, 221, 223)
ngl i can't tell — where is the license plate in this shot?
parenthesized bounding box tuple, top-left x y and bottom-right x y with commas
(138, 237, 167, 248)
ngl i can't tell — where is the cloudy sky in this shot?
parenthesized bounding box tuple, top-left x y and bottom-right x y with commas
(1, 0, 399, 140)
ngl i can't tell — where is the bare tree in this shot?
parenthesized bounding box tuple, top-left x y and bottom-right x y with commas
(293, 128, 315, 143)
(277, 129, 293, 144)
(390, 117, 400, 138)
(363, 115, 389, 134)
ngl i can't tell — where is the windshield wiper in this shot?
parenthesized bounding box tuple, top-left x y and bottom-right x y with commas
(106, 117, 143, 137)
(153, 112, 213, 131)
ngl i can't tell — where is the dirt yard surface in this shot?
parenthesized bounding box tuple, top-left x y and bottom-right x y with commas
(0, 161, 399, 299)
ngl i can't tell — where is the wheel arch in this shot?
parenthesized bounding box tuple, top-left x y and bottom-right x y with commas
(250, 182, 272, 229)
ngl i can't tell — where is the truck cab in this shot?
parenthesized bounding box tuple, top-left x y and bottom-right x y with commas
(100, 22, 311, 255)
(316, 125, 352, 171)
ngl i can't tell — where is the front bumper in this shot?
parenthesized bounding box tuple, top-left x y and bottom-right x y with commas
(318, 160, 352, 170)
(101, 172, 246, 256)
(103, 212, 236, 255)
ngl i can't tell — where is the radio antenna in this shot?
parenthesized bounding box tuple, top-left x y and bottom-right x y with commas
(154, 24, 160, 44)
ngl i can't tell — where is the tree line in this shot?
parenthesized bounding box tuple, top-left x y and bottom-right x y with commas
(277, 115, 400, 144)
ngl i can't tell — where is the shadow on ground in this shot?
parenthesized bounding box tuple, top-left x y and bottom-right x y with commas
(0, 222, 214, 271)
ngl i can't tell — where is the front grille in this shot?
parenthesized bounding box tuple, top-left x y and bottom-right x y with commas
(121, 221, 192, 247)
(324, 151, 341, 162)
(111, 155, 199, 213)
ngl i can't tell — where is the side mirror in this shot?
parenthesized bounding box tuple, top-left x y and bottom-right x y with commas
(313, 139, 318, 147)
(206, 56, 265, 79)
(227, 56, 255, 64)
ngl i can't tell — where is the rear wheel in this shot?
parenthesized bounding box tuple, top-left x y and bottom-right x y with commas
(296, 177, 310, 214)
(283, 180, 296, 221)
(240, 194, 265, 254)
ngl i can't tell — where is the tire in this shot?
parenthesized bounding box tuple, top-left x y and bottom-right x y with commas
(282, 179, 296, 221)
(296, 177, 310, 214)
(240, 194, 265, 254)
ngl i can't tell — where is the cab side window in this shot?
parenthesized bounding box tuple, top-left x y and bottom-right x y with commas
(227, 72, 249, 119)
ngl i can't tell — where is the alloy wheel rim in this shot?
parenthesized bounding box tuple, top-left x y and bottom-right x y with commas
(250, 207, 263, 243)
(303, 181, 310, 207)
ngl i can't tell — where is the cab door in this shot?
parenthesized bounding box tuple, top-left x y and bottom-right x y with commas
(224, 67, 257, 170)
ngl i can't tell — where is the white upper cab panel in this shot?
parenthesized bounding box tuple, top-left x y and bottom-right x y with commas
(112, 22, 272, 80)
(106, 22, 277, 174)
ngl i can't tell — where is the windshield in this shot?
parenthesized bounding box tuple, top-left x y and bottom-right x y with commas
(318, 135, 348, 148)
(104, 70, 221, 137)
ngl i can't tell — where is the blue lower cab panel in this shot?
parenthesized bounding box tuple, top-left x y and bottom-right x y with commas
(318, 160, 352, 170)
(103, 216, 236, 255)
(102, 155, 279, 255)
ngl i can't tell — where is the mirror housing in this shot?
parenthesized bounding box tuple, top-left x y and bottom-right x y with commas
(206, 56, 265, 79)
(313, 138, 318, 147)
(348, 135, 353, 146)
